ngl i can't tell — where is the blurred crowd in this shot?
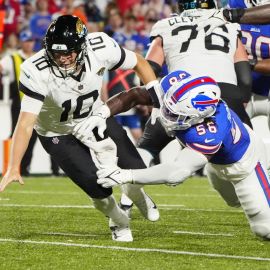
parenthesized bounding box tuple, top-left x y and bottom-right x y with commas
(2, 0, 178, 56)
(1, 0, 179, 142)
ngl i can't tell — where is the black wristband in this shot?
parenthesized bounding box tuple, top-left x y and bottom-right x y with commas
(223, 8, 245, 23)
(148, 86, 160, 108)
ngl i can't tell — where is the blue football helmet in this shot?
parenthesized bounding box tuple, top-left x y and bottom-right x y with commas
(160, 74, 221, 130)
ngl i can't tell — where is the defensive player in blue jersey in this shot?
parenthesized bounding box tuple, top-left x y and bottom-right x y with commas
(227, 0, 270, 130)
(87, 71, 270, 240)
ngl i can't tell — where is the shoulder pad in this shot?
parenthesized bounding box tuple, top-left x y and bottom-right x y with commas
(150, 18, 171, 39)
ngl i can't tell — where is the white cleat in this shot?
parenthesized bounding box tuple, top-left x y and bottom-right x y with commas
(136, 192, 160, 222)
(109, 219, 133, 242)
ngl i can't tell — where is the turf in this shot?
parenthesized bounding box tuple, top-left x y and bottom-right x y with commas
(0, 176, 269, 270)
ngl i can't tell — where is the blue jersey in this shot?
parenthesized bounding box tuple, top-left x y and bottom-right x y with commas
(175, 101, 251, 164)
(229, 0, 270, 96)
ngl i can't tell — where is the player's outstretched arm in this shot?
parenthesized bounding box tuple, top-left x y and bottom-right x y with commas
(237, 4, 270, 24)
(0, 111, 37, 192)
(97, 147, 209, 188)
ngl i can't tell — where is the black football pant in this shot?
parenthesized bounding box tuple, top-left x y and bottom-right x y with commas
(38, 117, 146, 199)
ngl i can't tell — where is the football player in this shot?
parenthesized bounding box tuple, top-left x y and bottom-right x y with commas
(92, 72, 270, 240)
(0, 15, 160, 242)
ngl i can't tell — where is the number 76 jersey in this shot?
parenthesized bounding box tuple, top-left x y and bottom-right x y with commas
(150, 15, 241, 85)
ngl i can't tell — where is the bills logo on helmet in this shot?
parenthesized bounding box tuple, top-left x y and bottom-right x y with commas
(191, 94, 219, 111)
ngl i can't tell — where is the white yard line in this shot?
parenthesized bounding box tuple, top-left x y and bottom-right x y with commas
(173, 231, 234, 237)
(153, 194, 218, 197)
(5, 190, 217, 197)
(42, 232, 98, 237)
(0, 203, 241, 213)
(0, 204, 94, 209)
(0, 238, 269, 261)
(5, 191, 80, 195)
(0, 198, 10, 201)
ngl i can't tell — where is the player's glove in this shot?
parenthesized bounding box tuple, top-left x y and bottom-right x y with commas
(97, 167, 133, 188)
(194, 9, 227, 35)
(73, 103, 110, 141)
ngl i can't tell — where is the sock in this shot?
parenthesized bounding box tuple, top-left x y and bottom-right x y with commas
(92, 195, 129, 227)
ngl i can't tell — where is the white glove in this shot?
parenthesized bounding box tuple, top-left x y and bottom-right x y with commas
(192, 9, 227, 35)
(97, 167, 133, 188)
(73, 103, 110, 141)
(87, 137, 118, 166)
(150, 107, 161, 125)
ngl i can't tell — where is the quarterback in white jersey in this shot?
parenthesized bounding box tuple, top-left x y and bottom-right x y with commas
(0, 15, 160, 242)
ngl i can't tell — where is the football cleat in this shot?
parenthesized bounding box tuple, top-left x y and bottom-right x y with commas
(135, 192, 160, 222)
(109, 219, 133, 242)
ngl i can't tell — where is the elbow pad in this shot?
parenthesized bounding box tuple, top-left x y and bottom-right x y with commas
(235, 61, 252, 102)
(223, 8, 245, 23)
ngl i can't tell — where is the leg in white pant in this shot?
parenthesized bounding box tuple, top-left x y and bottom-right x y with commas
(92, 195, 133, 242)
(207, 162, 270, 239)
(92, 195, 129, 227)
(233, 162, 270, 239)
(206, 164, 240, 207)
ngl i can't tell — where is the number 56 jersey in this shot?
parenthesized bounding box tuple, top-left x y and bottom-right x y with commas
(150, 15, 241, 84)
(175, 101, 264, 180)
(19, 32, 133, 137)
(176, 101, 252, 164)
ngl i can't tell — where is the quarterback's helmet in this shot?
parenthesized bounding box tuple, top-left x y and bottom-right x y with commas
(178, 0, 217, 12)
(44, 15, 88, 77)
(160, 75, 221, 130)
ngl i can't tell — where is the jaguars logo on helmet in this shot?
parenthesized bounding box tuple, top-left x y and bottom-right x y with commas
(44, 15, 88, 78)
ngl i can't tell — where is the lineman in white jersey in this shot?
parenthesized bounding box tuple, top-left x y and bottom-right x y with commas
(0, 15, 160, 242)
(137, 0, 253, 165)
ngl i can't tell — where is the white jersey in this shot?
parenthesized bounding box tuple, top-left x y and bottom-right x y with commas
(19, 32, 136, 137)
(150, 14, 241, 84)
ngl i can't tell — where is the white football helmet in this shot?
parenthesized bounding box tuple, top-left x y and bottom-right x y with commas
(160, 75, 221, 131)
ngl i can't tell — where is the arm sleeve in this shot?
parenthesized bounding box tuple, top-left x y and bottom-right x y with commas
(234, 61, 252, 103)
(131, 147, 208, 185)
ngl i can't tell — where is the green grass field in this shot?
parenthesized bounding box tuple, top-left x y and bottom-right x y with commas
(0, 176, 270, 270)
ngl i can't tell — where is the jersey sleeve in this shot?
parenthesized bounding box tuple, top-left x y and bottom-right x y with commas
(185, 141, 222, 155)
(87, 32, 136, 71)
(149, 19, 167, 41)
(177, 125, 223, 155)
(19, 59, 47, 102)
